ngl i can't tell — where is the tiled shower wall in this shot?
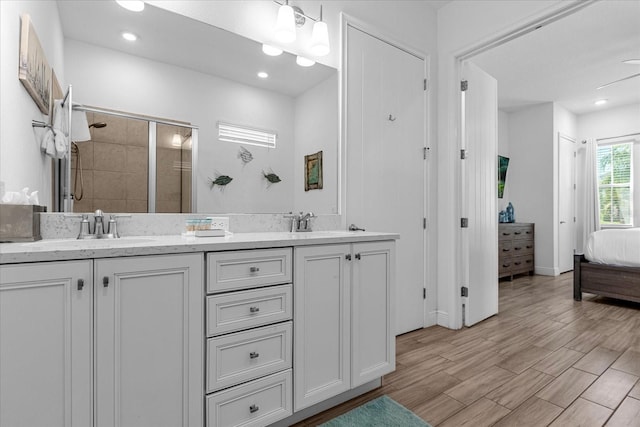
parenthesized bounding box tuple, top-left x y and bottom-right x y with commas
(71, 112, 191, 213)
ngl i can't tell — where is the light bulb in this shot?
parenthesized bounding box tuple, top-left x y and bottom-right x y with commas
(594, 99, 608, 106)
(296, 56, 315, 67)
(116, 1, 145, 12)
(257, 71, 269, 79)
(122, 32, 138, 41)
(172, 134, 182, 147)
(274, 4, 296, 43)
(262, 44, 283, 56)
(309, 21, 330, 56)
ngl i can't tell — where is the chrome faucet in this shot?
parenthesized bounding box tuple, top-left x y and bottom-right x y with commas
(77, 209, 129, 239)
(285, 211, 316, 232)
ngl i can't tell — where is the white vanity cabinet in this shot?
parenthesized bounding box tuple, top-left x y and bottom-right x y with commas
(293, 241, 395, 411)
(0, 253, 203, 427)
(94, 253, 203, 427)
(0, 260, 93, 427)
(205, 248, 293, 427)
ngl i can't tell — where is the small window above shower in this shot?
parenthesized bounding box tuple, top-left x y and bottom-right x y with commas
(218, 121, 277, 149)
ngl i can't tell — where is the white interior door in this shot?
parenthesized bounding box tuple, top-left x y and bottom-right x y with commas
(461, 61, 498, 327)
(558, 133, 576, 273)
(346, 25, 426, 335)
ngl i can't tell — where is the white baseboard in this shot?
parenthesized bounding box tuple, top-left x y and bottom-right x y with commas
(436, 310, 450, 328)
(426, 310, 438, 327)
(535, 266, 560, 276)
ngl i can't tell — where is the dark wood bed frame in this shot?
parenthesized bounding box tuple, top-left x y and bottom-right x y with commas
(574, 254, 640, 303)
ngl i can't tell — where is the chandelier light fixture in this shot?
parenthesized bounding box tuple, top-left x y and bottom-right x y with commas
(271, 1, 330, 58)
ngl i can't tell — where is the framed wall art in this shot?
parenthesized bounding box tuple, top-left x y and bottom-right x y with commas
(304, 151, 323, 191)
(18, 14, 52, 114)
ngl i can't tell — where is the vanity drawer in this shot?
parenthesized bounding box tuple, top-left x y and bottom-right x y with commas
(207, 322, 292, 392)
(207, 284, 292, 336)
(207, 248, 292, 294)
(206, 370, 292, 427)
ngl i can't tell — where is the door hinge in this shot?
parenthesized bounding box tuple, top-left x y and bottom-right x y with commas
(461, 80, 468, 91)
(423, 288, 426, 299)
(461, 217, 469, 228)
(461, 286, 468, 297)
(423, 147, 429, 159)
(460, 149, 467, 159)
(574, 216, 576, 223)
(423, 218, 427, 229)
(573, 183, 576, 190)
(424, 78, 428, 91)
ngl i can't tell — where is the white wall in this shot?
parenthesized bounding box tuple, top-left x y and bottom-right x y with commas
(65, 39, 299, 214)
(576, 103, 640, 249)
(508, 103, 555, 275)
(0, 1, 65, 210)
(293, 74, 339, 214)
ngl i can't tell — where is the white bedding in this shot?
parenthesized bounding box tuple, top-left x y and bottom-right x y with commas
(584, 228, 640, 267)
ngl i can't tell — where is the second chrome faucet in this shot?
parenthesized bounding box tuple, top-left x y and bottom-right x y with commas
(77, 209, 128, 239)
(286, 212, 316, 232)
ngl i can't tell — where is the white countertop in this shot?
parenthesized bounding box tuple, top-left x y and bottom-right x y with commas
(0, 231, 399, 264)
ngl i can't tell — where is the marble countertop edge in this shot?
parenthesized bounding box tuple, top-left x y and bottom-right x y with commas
(0, 231, 399, 264)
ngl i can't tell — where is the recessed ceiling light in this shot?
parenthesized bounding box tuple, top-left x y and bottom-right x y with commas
(594, 99, 608, 106)
(122, 32, 138, 41)
(296, 56, 315, 67)
(623, 59, 640, 65)
(257, 71, 269, 79)
(116, 1, 145, 12)
(262, 44, 283, 56)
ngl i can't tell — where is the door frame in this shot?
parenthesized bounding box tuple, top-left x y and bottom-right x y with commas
(557, 132, 577, 272)
(446, 1, 595, 329)
(341, 13, 434, 328)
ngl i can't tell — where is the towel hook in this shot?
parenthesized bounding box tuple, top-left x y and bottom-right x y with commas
(388, 114, 397, 122)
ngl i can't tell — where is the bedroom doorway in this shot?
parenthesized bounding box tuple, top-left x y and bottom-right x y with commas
(558, 133, 576, 273)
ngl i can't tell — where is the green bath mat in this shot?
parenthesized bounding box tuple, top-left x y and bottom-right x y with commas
(319, 395, 432, 427)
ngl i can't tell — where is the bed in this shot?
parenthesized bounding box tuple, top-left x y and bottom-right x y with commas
(574, 229, 640, 303)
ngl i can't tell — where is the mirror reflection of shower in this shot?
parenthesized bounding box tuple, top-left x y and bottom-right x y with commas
(69, 110, 194, 213)
(71, 122, 107, 202)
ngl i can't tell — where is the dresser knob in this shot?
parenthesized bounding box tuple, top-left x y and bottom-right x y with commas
(249, 352, 259, 359)
(249, 266, 260, 273)
(249, 404, 259, 413)
(77, 279, 84, 290)
(249, 306, 260, 313)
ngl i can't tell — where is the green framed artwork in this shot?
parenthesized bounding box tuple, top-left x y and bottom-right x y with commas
(498, 155, 509, 198)
(305, 151, 323, 191)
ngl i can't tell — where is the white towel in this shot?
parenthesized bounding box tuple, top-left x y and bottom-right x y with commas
(40, 126, 56, 157)
(51, 99, 69, 159)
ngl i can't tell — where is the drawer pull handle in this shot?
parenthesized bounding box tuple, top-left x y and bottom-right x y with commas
(514, 247, 522, 251)
(345, 254, 352, 261)
(103, 276, 109, 287)
(502, 263, 510, 268)
(502, 232, 510, 236)
(249, 404, 259, 413)
(249, 306, 260, 313)
(514, 261, 522, 265)
(249, 352, 260, 359)
(249, 266, 260, 273)
(526, 245, 533, 249)
(514, 231, 522, 235)
(526, 259, 532, 264)
(77, 279, 84, 290)
(355, 253, 361, 260)
(526, 231, 532, 234)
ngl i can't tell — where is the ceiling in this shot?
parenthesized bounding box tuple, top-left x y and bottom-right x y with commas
(57, 1, 336, 98)
(470, 0, 640, 115)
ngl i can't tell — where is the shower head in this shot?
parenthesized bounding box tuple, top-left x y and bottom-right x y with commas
(89, 122, 107, 128)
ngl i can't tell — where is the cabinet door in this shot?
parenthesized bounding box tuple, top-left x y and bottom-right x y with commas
(351, 241, 396, 387)
(0, 261, 92, 427)
(293, 245, 350, 411)
(94, 253, 203, 427)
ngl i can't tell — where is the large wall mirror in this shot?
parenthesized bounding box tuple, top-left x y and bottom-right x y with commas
(57, 1, 339, 214)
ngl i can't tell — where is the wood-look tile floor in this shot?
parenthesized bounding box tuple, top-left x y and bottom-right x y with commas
(295, 273, 640, 426)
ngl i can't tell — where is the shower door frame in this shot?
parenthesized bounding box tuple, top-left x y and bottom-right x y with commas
(60, 105, 199, 213)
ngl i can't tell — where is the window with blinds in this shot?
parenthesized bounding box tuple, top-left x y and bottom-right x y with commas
(218, 122, 277, 148)
(597, 142, 633, 226)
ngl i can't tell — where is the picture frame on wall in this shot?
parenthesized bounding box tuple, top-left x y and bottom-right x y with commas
(18, 14, 52, 115)
(498, 155, 510, 199)
(304, 151, 323, 191)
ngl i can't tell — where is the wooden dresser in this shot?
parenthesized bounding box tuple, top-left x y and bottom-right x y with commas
(499, 223, 535, 280)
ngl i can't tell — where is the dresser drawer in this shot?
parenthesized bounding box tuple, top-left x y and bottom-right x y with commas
(499, 240, 512, 256)
(206, 370, 292, 427)
(499, 257, 513, 276)
(207, 285, 292, 336)
(511, 254, 534, 273)
(499, 227, 515, 241)
(512, 225, 534, 241)
(207, 322, 292, 392)
(511, 240, 534, 256)
(207, 248, 292, 294)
